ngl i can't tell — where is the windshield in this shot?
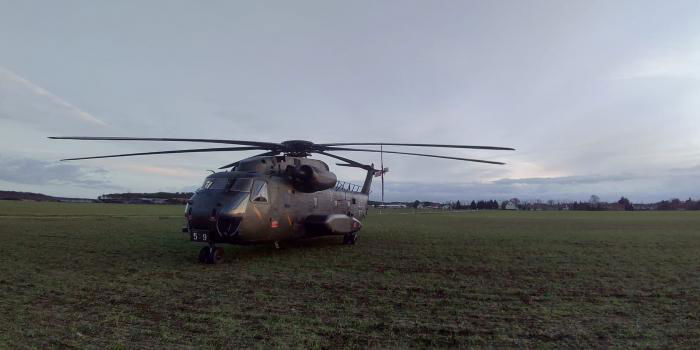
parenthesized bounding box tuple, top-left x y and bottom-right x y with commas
(224, 191, 250, 215)
(200, 177, 254, 192)
(202, 178, 230, 190)
(230, 178, 253, 192)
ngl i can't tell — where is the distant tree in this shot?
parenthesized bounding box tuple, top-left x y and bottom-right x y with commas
(693, 200, 700, 211)
(685, 198, 694, 210)
(413, 200, 420, 208)
(470, 200, 477, 210)
(657, 198, 682, 210)
(671, 198, 682, 210)
(617, 196, 634, 211)
(455, 200, 462, 210)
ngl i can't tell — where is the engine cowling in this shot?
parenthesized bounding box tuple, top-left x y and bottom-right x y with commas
(285, 164, 337, 193)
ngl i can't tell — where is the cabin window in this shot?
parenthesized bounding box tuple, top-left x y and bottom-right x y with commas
(251, 180, 269, 203)
(313, 197, 318, 208)
(351, 198, 357, 205)
(230, 178, 253, 192)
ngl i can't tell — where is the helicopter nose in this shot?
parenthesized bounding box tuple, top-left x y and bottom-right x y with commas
(187, 194, 223, 230)
(188, 205, 218, 230)
(187, 193, 244, 238)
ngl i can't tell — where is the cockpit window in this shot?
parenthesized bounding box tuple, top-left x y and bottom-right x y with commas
(202, 178, 230, 190)
(251, 180, 269, 203)
(230, 178, 253, 192)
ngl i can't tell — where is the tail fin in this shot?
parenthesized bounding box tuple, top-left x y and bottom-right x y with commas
(361, 164, 376, 195)
(336, 162, 376, 195)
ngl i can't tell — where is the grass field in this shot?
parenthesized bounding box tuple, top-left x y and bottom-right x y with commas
(1, 201, 699, 348)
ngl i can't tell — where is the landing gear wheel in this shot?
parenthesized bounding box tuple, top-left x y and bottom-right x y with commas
(198, 246, 224, 264)
(343, 232, 358, 245)
(198, 247, 209, 263)
(210, 247, 225, 264)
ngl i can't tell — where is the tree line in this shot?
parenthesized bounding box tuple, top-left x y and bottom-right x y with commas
(99, 192, 193, 200)
(405, 196, 700, 211)
(452, 200, 500, 210)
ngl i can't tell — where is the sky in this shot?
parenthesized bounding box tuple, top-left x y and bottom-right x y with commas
(1, 0, 699, 203)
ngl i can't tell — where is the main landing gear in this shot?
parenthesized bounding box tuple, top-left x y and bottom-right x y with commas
(198, 243, 224, 264)
(343, 232, 358, 245)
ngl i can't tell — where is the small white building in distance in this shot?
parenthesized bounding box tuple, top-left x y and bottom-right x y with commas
(504, 201, 518, 210)
(376, 204, 407, 209)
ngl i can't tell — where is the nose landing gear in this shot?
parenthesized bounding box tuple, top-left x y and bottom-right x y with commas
(342, 232, 358, 245)
(198, 244, 224, 264)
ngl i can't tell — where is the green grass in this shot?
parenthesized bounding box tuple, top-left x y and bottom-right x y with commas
(1, 201, 699, 348)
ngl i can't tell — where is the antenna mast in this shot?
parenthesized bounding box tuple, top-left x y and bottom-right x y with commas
(380, 144, 384, 206)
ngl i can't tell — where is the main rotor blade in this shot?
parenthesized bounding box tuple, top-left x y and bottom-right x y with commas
(218, 150, 281, 169)
(49, 136, 281, 149)
(323, 147, 506, 165)
(319, 142, 515, 151)
(314, 151, 372, 169)
(60, 147, 264, 161)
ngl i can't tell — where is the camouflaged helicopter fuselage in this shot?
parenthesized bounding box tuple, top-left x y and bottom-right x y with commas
(184, 155, 369, 245)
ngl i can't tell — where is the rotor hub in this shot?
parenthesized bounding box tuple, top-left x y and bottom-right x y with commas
(281, 140, 316, 156)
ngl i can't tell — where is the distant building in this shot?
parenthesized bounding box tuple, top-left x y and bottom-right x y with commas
(54, 197, 95, 203)
(504, 201, 518, 210)
(139, 198, 169, 204)
(632, 204, 655, 211)
(376, 204, 407, 209)
(607, 203, 626, 211)
(98, 195, 124, 203)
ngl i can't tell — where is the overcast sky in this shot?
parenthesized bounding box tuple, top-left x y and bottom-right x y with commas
(1, 0, 699, 202)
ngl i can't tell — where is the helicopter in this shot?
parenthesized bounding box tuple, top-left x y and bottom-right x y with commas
(50, 137, 514, 264)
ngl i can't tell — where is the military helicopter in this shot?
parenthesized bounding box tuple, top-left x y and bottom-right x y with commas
(50, 137, 514, 264)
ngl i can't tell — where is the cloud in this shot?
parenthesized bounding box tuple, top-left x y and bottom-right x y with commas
(492, 174, 640, 186)
(120, 164, 203, 178)
(671, 164, 700, 174)
(0, 66, 108, 126)
(0, 155, 117, 188)
(613, 49, 700, 80)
